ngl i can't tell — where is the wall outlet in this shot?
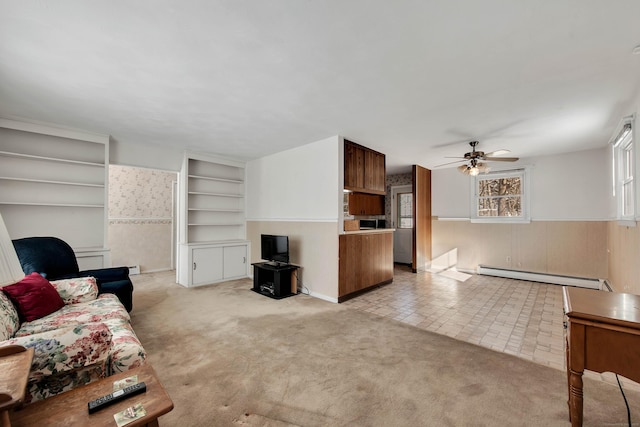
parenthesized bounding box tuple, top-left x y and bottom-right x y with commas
(128, 265, 140, 275)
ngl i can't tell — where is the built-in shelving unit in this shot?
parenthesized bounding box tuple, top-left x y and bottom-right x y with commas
(177, 152, 249, 287)
(0, 118, 110, 262)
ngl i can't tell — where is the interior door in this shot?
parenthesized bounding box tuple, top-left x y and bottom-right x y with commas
(391, 185, 413, 264)
(412, 165, 432, 272)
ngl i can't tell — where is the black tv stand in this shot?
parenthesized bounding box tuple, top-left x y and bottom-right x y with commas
(251, 262, 299, 299)
(265, 261, 288, 268)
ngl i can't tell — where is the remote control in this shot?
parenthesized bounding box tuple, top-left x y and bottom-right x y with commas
(87, 382, 147, 414)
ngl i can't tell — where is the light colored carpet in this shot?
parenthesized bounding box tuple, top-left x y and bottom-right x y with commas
(130, 272, 640, 426)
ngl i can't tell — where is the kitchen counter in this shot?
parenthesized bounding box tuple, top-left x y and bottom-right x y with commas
(338, 230, 394, 302)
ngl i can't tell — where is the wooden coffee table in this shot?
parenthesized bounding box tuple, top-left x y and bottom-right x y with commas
(10, 363, 173, 427)
(0, 345, 34, 427)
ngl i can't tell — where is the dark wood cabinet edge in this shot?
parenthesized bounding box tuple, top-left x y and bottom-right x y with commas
(338, 278, 393, 303)
(344, 139, 386, 157)
(344, 186, 386, 196)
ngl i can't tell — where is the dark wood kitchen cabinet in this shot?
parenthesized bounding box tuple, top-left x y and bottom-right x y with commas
(344, 140, 385, 195)
(338, 230, 393, 300)
(348, 192, 385, 215)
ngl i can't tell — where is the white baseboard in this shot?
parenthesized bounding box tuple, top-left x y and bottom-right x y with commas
(477, 265, 602, 290)
(308, 291, 338, 303)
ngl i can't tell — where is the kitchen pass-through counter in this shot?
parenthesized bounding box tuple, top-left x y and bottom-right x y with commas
(338, 228, 394, 301)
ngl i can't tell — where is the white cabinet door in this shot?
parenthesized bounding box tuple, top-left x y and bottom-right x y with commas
(192, 247, 223, 285)
(223, 245, 247, 279)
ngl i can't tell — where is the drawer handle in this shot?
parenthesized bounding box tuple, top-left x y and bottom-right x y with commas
(193, 262, 197, 270)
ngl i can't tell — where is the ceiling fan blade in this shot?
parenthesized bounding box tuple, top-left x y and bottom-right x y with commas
(484, 149, 510, 157)
(484, 156, 519, 162)
(433, 159, 466, 168)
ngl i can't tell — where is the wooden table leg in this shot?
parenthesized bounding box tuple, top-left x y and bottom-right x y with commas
(568, 368, 584, 427)
(1, 409, 11, 427)
(565, 336, 570, 421)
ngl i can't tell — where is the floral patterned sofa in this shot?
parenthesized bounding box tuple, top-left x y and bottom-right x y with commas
(0, 273, 146, 403)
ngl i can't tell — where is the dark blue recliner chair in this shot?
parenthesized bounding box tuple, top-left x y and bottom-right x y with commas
(11, 236, 134, 312)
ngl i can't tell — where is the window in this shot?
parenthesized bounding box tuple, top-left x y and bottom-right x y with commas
(471, 168, 529, 223)
(612, 119, 635, 223)
(397, 192, 413, 228)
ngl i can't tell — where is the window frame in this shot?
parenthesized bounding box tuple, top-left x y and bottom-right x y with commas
(612, 116, 636, 225)
(397, 191, 413, 229)
(470, 167, 531, 224)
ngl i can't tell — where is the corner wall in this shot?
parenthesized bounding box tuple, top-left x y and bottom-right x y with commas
(246, 136, 341, 302)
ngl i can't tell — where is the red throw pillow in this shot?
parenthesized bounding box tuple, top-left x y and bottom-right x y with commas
(2, 272, 65, 322)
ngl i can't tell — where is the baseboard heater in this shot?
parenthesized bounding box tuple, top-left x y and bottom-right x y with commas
(477, 265, 602, 290)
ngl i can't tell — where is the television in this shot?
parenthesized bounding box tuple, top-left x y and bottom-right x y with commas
(260, 234, 289, 266)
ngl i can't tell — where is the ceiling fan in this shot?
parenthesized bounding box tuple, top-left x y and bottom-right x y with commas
(440, 141, 519, 176)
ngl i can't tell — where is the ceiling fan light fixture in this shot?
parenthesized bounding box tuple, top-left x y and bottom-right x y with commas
(450, 141, 519, 176)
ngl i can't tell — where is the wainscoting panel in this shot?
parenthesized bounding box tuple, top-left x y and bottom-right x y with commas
(432, 219, 608, 279)
(607, 221, 640, 293)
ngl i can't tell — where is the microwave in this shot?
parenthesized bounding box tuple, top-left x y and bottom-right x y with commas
(360, 219, 386, 229)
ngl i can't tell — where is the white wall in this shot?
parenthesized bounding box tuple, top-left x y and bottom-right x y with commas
(246, 136, 341, 221)
(246, 135, 341, 302)
(433, 147, 611, 220)
(109, 138, 183, 172)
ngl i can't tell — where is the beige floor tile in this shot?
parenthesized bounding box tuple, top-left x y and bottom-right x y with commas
(342, 264, 640, 393)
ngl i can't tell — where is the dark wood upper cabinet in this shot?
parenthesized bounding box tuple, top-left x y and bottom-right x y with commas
(364, 149, 385, 193)
(348, 192, 385, 215)
(344, 141, 365, 190)
(344, 140, 386, 195)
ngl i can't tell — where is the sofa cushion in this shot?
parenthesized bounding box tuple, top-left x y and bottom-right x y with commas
(2, 323, 112, 378)
(107, 321, 147, 374)
(14, 294, 130, 337)
(2, 273, 65, 322)
(0, 291, 20, 341)
(50, 276, 98, 305)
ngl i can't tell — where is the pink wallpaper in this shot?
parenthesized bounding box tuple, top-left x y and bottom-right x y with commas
(108, 165, 177, 272)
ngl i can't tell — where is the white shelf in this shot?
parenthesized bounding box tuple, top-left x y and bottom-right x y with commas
(188, 174, 243, 184)
(188, 191, 243, 198)
(188, 208, 243, 212)
(0, 122, 109, 250)
(178, 152, 247, 277)
(0, 202, 104, 208)
(0, 150, 104, 167)
(188, 223, 245, 226)
(0, 176, 104, 187)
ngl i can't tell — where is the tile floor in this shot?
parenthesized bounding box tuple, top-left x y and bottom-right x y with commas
(342, 264, 640, 391)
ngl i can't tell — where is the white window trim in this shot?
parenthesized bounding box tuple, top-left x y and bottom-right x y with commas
(470, 166, 531, 224)
(611, 115, 636, 226)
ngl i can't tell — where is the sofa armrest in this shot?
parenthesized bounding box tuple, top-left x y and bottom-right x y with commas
(1, 323, 112, 380)
(78, 267, 130, 284)
(50, 277, 99, 305)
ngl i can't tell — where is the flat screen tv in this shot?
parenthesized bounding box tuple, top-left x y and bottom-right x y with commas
(261, 234, 289, 266)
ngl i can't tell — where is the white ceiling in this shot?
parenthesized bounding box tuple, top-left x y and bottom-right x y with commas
(1, 1, 640, 174)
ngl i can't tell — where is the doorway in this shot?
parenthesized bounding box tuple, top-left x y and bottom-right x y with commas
(108, 165, 177, 273)
(391, 185, 413, 264)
